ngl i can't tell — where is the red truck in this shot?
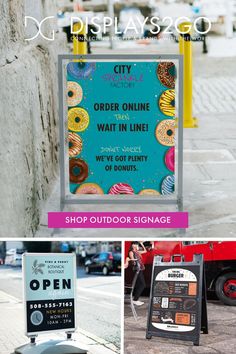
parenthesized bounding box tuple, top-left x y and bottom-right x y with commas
(125, 241, 236, 306)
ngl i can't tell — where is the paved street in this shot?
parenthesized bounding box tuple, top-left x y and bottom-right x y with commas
(76, 268, 121, 348)
(0, 266, 121, 354)
(35, 35, 236, 238)
(124, 297, 236, 354)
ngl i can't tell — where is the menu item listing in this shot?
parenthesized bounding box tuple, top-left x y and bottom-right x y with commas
(151, 310, 196, 327)
(152, 296, 197, 311)
(154, 281, 197, 296)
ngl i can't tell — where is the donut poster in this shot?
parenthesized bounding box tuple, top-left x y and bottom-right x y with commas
(66, 61, 176, 196)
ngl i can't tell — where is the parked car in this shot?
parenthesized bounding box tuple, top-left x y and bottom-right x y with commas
(5, 248, 24, 267)
(85, 252, 121, 275)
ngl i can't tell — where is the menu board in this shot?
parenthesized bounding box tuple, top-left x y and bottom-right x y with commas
(146, 256, 208, 346)
(152, 268, 197, 332)
(66, 61, 176, 196)
(23, 253, 76, 335)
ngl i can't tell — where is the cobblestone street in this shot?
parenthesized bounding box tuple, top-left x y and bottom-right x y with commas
(124, 297, 236, 354)
(193, 77, 236, 115)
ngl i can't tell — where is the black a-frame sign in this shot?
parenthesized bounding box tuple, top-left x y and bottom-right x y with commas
(146, 254, 208, 346)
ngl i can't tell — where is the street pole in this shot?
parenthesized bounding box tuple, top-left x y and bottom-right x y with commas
(225, 0, 233, 38)
(201, 18, 208, 54)
(108, 0, 115, 50)
(73, 22, 87, 56)
(179, 22, 198, 128)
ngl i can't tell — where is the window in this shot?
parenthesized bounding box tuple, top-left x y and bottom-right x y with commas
(99, 253, 108, 261)
(183, 241, 208, 246)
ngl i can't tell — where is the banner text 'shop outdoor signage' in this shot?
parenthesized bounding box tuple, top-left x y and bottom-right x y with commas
(66, 61, 176, 197)
(23, 253, 76, 336)
(146, 254, 208, 346)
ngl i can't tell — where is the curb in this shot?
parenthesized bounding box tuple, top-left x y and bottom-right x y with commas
(79, 328, 120, 353)
(0, 290, 21, 304)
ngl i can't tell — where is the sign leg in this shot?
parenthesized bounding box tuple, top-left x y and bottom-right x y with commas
(201, 266, 209, 334)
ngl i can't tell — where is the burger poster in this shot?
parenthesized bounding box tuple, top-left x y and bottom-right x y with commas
(67, 61, 176, 196)
(151, 268, 198, 332)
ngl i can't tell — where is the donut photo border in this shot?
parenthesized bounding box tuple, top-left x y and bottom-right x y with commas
(58, 54, 183, 212)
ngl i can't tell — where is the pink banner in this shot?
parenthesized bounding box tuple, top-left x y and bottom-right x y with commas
(48, 212, 188, 229)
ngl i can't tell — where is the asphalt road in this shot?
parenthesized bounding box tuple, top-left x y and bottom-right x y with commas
(0, 265, 121, 349)
(76, 268, 121, 348)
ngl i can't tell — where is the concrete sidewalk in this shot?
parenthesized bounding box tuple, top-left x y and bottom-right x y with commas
(0, 291, 119, 354)
(124, 297, 236, 354)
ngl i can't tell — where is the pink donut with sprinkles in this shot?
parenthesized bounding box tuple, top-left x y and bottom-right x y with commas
(109, 183, 134, 195)
(165, 147, 175, 172)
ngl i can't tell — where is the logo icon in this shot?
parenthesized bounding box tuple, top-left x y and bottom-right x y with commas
(32, 260, 45, 275)
(25, 16, 55, 41)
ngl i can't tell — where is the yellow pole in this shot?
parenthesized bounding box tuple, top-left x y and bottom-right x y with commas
(73, 22, 87, 56)
(179, 25, 184, 56)
(179, 22, 198, 128)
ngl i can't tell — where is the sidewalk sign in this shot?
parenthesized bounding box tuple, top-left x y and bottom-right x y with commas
(146, 254, 208, 346)
(15, 253, 87, 354)
(23, 253, 76, 335)
(58, 54, 184, 213)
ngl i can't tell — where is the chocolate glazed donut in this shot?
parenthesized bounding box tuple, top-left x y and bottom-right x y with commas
(157, 62, 176, 89)
(69, 158, 88, 183)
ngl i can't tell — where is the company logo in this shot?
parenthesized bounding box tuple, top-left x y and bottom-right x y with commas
(24, 15, 211, 42)
(32, 260, 45, 275)
(25, 16, 55, 41)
